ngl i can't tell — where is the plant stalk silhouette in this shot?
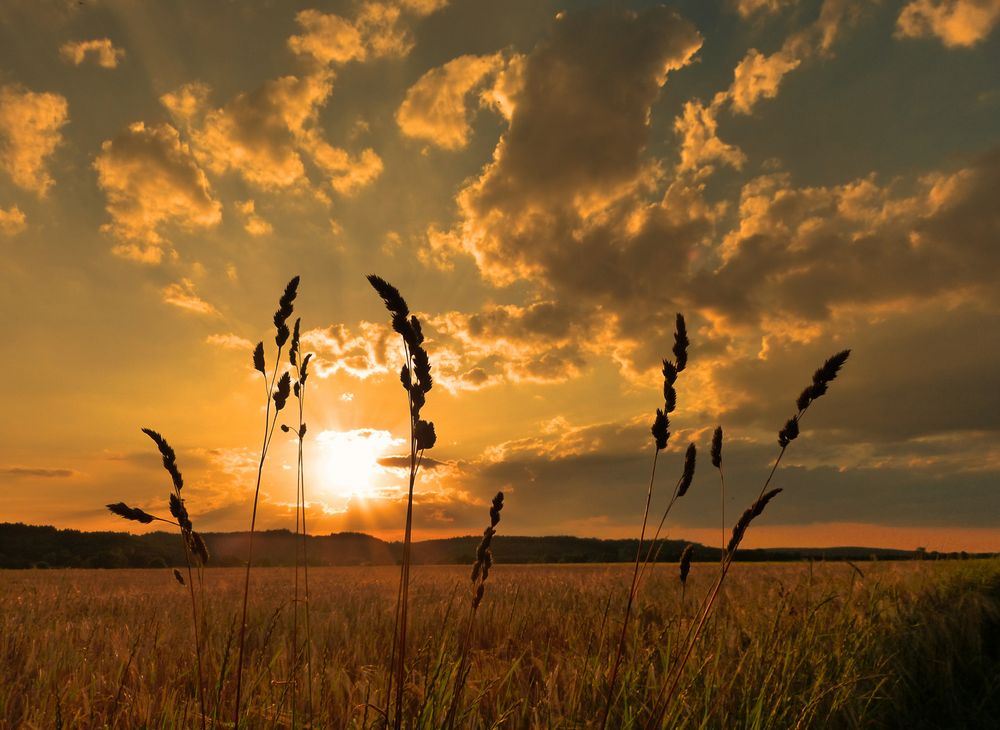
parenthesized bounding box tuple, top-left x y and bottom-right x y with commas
(233, 276, 299, 728)
(367, 274, 436, 730)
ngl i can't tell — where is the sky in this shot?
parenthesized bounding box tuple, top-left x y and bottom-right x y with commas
(1, 0, 998, 552)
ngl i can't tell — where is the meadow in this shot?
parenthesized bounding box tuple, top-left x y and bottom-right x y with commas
(2, 559, 998, 728)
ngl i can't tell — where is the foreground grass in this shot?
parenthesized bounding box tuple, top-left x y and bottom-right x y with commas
(1, 559, 997, 728)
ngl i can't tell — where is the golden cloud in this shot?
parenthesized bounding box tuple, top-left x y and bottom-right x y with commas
(396, 53, 506, 149)
(59, 38, 125, 68)
(0, 84, 69, 196)
(161, 279, 220, 316)
(0, 205, 26, 236)
(94, 122, 221, 262)
(897, 0, 1000, 47)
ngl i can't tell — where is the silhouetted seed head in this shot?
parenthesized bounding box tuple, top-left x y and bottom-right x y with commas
(293, 382, 300, 398)
(472, 582, 485, 608)
(290, 318, 300, 367)
(281, 424, 290, 433)
(273, 276, 300, 348)
(727, 488, 783, 555)
(400, 364, 412, 391)
(679, 544, 694, 585)
(410, 316, 424, 345)
(366, 274, 409, 317)
(673, 314, 689, 373)
(662, 359, 677, 387)
(141, 428, 183, 492)
(173, 568, 185, 586)
(191, 531, 210, 565)
(651, 409, 670, 451)
(814, 349, 851, 386)
(471, 561, 482, 582)
(677, 443, 696, 497)
(299, 424, 307, 438)
(489, 491, 504, 528)
(299, 353, 312, 385)
(169, 493, 192, 532)
(106, 502, 156, 524)
(415, 419, 436, 450)
(391, 312, 413, 341)
(273, 372, 291, 412)
(412, 346, 432, 393)
(253, 342, 265, 375)
(410, 388, 426, 417)
(481, 550, 493, 581)
(664, 383, 677, 414)
(778, 416, 799, 448)
(711, 427, 723, 469)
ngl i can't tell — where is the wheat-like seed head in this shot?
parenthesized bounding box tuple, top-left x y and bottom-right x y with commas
(141, 428, 183, 492)
(711, 427, 723, 469)
(679, 544, 694, 585)
(677, 443, 696, 497)
(106, 502, 156, 524)
(273, 276, 300, 348)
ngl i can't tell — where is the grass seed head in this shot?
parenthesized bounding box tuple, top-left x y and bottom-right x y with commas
(727, 487, 783, 556)
(273, 276, 300, 348)
(173, 568, 185, 586)
(273, 372, 291, 412)
(106, 502, 156, 524)
(652, 409, 670, 451)
(141, 428, 183, 492)
(778, 416, 799, 448)
(415, 419, 436, 450)
(711, 427, 723, 469)
(253, 342, 265, 375)
(673, 313, 689, 373)
(677, 443, 696, 497)
(679, 544, 694, 585)
(366, 274, 409, 318)
(191, 531, 210, 565)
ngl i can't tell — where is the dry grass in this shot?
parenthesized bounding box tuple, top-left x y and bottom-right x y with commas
(2, 560, 997, 728)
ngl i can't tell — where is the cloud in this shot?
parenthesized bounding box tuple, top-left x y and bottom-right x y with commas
(161, 82, 211, 127)
(436, 6, 702, 285)
(206, 333, 254, 350)
(303, 321, 401, 379)
(59, 38, 125, 68)
(289, 1, 449, 68)
(0, 467, 75, 478)
(732, 0, 798, 17)
(0, 84, 69, 196)
(171, 73, 383, 195)
(235, 199, 272, 236)
(0, 206, 26, 236)
(161, 278, 220, 316)
(674, 95, 746, 173)
(897, 0, 1000, 47)
(396, 53, 506, 149)
(94, 122, 221, 262)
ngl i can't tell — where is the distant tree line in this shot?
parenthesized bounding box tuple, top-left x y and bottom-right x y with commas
(0, 522, 994, 569)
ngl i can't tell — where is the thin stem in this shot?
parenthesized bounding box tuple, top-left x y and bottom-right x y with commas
(646, 442, 792, 729)
(181, 530, 207, 730)
(601, 444, 660, 730)
(444, 602, 478, 729)
(234, 351, 283, 728)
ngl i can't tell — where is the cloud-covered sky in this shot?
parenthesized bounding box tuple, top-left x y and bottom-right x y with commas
(2, 0, 998, 551)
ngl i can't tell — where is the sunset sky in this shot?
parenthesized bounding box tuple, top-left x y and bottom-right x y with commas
(2, 0, 998, 551)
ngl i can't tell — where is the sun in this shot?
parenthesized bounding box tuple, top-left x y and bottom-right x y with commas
(314, 428, 402, 500)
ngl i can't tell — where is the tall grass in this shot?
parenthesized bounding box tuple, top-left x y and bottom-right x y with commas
(106, 429, 210, 729)
(234, 275, 300, 727)
(366, 274, 437, 729)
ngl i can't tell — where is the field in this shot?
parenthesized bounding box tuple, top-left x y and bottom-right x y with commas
(2, 559, 998, 729)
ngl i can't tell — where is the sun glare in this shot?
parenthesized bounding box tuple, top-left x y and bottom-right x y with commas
(314, 428, 401, 500)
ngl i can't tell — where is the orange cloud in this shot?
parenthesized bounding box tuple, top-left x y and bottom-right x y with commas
(59, 38, 125, 68)
(235, 199, 272, 236)
(94, 122, 221, 262)
(0, 84, 69, 196)
(396, 53, 506, 149)
(161, 279, 220, 316)
(897, 0, 1000, 47)
(0, 205, 26, 236)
